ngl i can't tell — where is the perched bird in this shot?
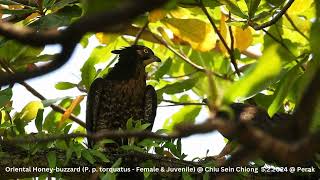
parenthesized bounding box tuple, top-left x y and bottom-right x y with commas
(86, 45, 161, 148)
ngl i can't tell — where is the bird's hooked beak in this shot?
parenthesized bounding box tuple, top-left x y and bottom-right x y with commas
(143, 55, 161, 66)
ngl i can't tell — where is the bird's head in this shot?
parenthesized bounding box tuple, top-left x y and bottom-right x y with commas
(111, 45, 161, 66)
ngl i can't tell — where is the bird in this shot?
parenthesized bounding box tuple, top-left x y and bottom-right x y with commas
(86, 45, 161, 149)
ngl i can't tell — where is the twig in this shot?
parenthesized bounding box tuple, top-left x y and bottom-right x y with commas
(0, 0, 169, 86)
(159, 99, 206, 107)
(152, 34, 205, 72)
(199, 0, 240, 76)
(284, 13, 309, 40)
(162, 70, 200, 79)
(0, 61, 86, 127)
(249, 0, 294, 30)
(0, 119, 223, 144)
(228, 24, 240, 77)
(133, 21, 149, 45)
(262, 28, 306, 71)
(151, 33, 230, 81)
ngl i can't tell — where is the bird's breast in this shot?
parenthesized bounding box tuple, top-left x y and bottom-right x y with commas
(96, 77, 147, 131)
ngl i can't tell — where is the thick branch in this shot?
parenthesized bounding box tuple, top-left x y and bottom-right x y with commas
(0, 0, 169, 86)
(0, 148, 202, 179)
(293, 66, 320, 136)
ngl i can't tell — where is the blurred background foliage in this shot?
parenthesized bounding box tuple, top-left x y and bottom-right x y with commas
(0, 0, 319, 178)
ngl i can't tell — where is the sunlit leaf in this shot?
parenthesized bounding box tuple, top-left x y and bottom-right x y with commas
(287, 0, 313, 15)
(163, 106, 201, 130)
(148, 9, 167, 22)
(234, 27, 253, 51)
(163, 18, 216, 52)
(224, 45, 282, 102)
(55, 82, 77, 90)
(217, 0, 248, 19)
(245, 0, 261, 18)
(95, 33, 118, 45)
(20, 101, 44, 122)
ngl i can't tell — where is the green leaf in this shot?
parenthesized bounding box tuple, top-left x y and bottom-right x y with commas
(154, 58, 172, 80)
(217, 0, 248, 19)
(71, 143, 83, 159)
(0, 0, 26, 5)
(30, 5, 82, 29)
(64, 148, 73, 165)
(224, 45, 282, 102)
(43, 98, 80, 133)
(245, 0, 261, 18)
(182, 172, 193, 180)
(93, 139, 117, 149)
(35, 109, 44, 132)
(0, 88, 12, 108)
(82, 150, 95, 164)
(268, 66, 301, 116)
(126, 118, 133, 130)
(81, 45, 115, 89)
(158, 78, 199, 95)
(55, 82, 77, 90)
(63, 124, 72, 134)
(47, 151, 56, 169)
(139, 123, 151, 131)
(112, 158, 122, 168)
(50, 0, 78, 11)
(163, 141, 180, 158)
(163, 106, 201, 130)
(0, 40, 43, 64)
(90, 149, 110, 163)
(42, 96, 72, 107)
(2, 9, 35, 15)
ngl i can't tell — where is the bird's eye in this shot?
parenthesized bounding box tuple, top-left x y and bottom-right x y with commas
(143, 49, 148, 54)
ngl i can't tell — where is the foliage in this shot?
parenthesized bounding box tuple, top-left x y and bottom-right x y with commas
(0, 0, 319, 179)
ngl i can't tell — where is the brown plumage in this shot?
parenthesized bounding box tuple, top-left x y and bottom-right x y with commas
(86, 45, 161, 148)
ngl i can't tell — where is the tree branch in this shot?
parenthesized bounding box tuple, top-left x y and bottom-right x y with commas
(0, 148, 203, 179)
(249, 0, 294, 30)
(284, 13, 309, 40)
(0, 61, 86, 127)
(199, 0, 240, 76)
(0, 0, 169, 86)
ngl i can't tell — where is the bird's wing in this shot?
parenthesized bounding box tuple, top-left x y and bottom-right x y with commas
(144, 85, 157, 129)
(86, 77, 104, 148)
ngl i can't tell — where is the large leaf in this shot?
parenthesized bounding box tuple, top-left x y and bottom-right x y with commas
(267, 66, 301, 116)
(163, 18, 216, 52)
(224, 45, 282, 102)
(158, 78, 199, 96)
(29, 5, 82, 29)
(245, 0, 261, 18)
(55, 82, 77, 90)
(163, 106, 201, 130)
(80, 46, 114, 89)
(43, 98, 81, 133)
(287, 0, 313, 15)
(0, 41, 43, 64)
(154, 58, 172, 80)
(0, 88, 12, 108)
(217, 0, 248, 19)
